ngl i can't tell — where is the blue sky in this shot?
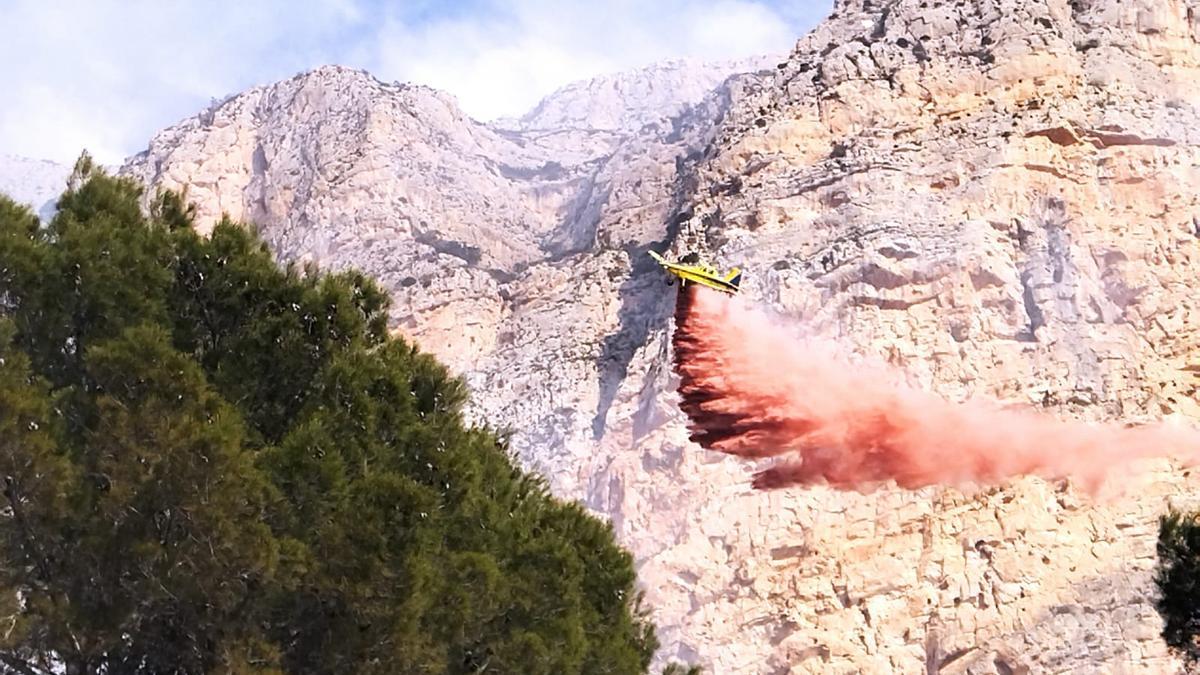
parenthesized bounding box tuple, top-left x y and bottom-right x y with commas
(0, 0, 832, 165)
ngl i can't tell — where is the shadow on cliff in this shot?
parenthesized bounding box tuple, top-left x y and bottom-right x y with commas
(590, 241, 679, 441)
(920, 567, 1171, 674)
(587, 98, 721, 441)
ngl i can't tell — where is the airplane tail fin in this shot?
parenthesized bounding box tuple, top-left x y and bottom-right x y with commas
(725, 268, 742, 288)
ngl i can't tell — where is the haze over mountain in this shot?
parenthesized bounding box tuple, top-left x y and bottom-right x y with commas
(0, 155, 71, 221)
(6, 0, 1197, 671)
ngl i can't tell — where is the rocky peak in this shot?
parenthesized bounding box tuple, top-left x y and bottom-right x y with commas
(121, 57, 744, 377)
(764, 0, 1200, 115)
(127, 62, 575, 268)
(498, 55, 781, 133)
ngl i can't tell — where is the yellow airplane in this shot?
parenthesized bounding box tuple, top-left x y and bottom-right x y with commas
(649, 250, 742, 294)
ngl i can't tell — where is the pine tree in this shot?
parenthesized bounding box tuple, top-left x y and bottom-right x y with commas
(0, 159, 659, 674)
(1155, 508, 1200, 664)
(0, 319, 78, 675)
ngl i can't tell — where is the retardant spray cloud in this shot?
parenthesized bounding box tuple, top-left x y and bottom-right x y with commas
(670, 283, 1200, 494)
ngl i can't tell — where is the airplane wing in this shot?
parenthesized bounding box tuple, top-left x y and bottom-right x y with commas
(723, 268, 742, 289)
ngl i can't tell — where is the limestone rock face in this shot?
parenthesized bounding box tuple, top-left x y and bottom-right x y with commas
(123, 1, 1200, 671)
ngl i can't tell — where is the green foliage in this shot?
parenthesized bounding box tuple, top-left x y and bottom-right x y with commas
(1155, 508, 1200, 664)
(0, 160, 658, 674)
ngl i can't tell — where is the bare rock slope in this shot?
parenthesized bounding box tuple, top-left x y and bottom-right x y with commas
(124, 2, 1200, 672)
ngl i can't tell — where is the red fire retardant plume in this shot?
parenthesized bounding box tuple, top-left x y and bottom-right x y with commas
(670, 283, 1200, 494)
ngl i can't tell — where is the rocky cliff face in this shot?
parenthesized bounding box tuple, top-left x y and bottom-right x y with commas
(123, 1, 1200, 671)
(120, 60, 744, 489)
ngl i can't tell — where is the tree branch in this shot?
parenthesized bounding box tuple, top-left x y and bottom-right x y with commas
(3, 477, 53, 588)
(2, 477, 84, 669)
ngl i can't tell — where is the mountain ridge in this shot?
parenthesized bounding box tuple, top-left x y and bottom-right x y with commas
(494, 55, 784, 133)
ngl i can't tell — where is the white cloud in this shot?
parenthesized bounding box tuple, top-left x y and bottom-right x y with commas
(0, 0, 830, 165)
(363, 0, 806, 122)
(680, 1, 799, 60)
(0, 0, 368, 165)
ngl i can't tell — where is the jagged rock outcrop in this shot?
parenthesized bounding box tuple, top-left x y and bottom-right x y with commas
(123, 1, 1200, 671)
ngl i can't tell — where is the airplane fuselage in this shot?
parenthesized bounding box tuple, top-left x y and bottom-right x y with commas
(649, 250, 742, 294)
